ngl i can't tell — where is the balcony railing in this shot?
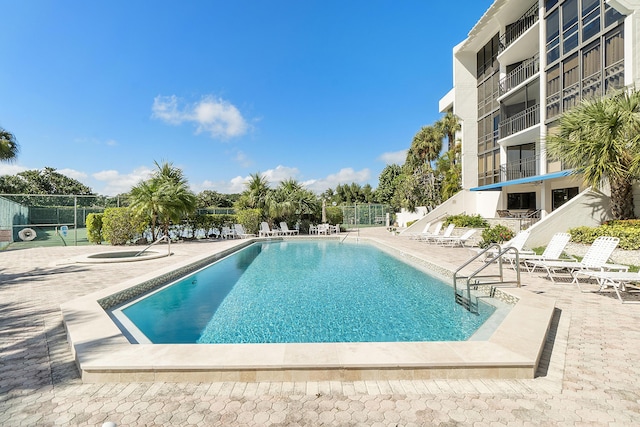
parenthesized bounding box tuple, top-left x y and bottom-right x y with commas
(499, 3, 539, 52)
(500, 156, 538, 181)
(499, 54, 539, 95)
(499, 104, 540, 139)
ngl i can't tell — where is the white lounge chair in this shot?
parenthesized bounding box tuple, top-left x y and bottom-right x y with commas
(259, 222, 279, 237)
(476, 229, 534, 261)
(576, 270, 640, 304)
(279, 222, 299, 235)
(221, 226, 237, 239)
(431, 223, 455, 245)
(529, 236, 628, 284)
(418, 221, 442, 242)
(234, 224, 256, 239)
(436, 228, 477, 247)
(519, 233, 574, 272)
(407, 221, 431, 240)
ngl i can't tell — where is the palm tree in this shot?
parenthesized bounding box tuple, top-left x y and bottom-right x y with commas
(271, 179, 317, 225)
(235, 173, 273, 220)
(129, 161, 196, 240)
(435, 112, 461, 159)
(407, 126, 442, 169)
(546, 89, 640, 220)
(0, 128, 19, 161)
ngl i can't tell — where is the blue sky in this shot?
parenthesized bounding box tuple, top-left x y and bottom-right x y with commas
(0, 0, 493, 196)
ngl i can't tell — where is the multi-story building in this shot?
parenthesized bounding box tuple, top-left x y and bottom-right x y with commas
(438, 0, 640, 223)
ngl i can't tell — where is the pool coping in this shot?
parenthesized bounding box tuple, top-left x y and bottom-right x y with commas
(61, 236, 556, 382)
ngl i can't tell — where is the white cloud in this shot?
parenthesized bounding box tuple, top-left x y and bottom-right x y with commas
(152, 95, 249, 139)
(262, 166, 300, 184)
(379, 149, 407, 165)
(0, 163, 28, 176)
(57, 168, 88, 181)
(302, 168, 371, 193)
(92, 166, 153, 196)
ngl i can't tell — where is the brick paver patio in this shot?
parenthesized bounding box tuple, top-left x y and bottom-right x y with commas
(1, 228, 639, 426)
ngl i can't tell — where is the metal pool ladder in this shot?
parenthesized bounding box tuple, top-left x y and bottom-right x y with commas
(453, 243, 521, 313)
(134, 235, 171, 257)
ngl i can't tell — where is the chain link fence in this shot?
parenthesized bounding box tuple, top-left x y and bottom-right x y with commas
(0, 194, 118, 250)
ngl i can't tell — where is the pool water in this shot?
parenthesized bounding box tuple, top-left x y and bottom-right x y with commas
(117, 241, 495, 344)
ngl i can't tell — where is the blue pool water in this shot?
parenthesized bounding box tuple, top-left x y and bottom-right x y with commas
(118, 241, 495, 344)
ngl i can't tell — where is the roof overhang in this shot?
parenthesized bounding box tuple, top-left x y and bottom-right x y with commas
(470, 170, 573, 191)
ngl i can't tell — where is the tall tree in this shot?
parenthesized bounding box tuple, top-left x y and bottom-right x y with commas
(129, 161, 196, 240)
(546, 89, 640, 220)
(408, 126, 442, 168)
(235, 173, 273, 220)
(0, 128, 19, 162)
(376, 164, 402, 206)
(0, 167, 93, 195)
(435, 112, 461, 157)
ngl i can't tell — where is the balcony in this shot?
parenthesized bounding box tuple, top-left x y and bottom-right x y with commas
(500, 156, 538, 181)
(499, 104, 540, 139)
(499, 3, 539, 52)
(499, 54, 539, 95)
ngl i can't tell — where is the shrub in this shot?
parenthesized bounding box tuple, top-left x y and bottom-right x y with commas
(102, 207, 147, 245)
(235, 209, 261, 235)
(444, 214, 488, 228)
(479, 224, 514, 248)
(86, 213, 103, 244)
(569, 224, 640, 250)
(325, 206, 343, 225)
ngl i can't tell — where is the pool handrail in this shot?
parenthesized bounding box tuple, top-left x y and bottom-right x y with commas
(134, 235, 171, 258)
(453, 243, 521, 313)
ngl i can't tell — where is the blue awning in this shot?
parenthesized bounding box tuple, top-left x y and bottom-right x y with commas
(470, 170, 573, 191)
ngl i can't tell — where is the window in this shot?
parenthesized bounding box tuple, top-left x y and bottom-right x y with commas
(582, 0, 600, 41)
(507, 192, 536, 210)
(547, 64, 561, 118)
(563, 54, 580, 110)
(604, 3, 624, 28)
(552, 187, 579, 210)
(582, 41, 601, 98)
(605, 27, 624, 93)
(562, 0, 579, 53)
(506, 144, 536, 180)
(546, 0, 559, 11)
(547, 9, 560, 63)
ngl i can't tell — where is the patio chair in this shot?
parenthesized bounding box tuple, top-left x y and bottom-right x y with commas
(435, 228, 477, 247)
(407, 221, 431, 240)
(259, 222, 279, 237)
(417, 221, 442, 242)
(309, 224, 318, 235)
(504, 232, 574, 272)
(476, 229, 533, 261)
(331, 224, 340, 234)
(529, 236, 628, 284)
(430, 223, 455, 245)
(234, 224, 256, 239)
(317, 224, 330, 235)
(574, 270, 640, 304)
(221, 226, 237, 239)
(279, 222, 299, 235)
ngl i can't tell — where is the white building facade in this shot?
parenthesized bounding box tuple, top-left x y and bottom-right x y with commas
(441, 0, 640, 219)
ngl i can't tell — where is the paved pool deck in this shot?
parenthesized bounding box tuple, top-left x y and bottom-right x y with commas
(1, 227, 640, 425)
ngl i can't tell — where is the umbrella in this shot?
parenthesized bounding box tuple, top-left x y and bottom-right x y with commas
(321, 199, 327, 223)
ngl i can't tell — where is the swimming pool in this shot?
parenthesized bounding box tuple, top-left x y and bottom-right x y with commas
(114, 240, 495, 344)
